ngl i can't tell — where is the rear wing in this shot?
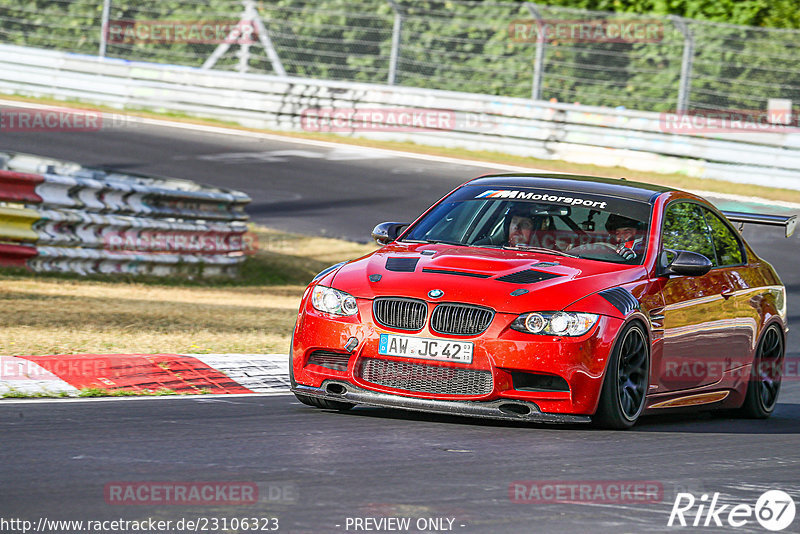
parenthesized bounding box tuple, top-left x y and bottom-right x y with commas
(722, 211, 797, 238)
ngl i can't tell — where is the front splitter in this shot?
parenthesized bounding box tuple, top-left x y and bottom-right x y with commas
(293, 381, 591, 424)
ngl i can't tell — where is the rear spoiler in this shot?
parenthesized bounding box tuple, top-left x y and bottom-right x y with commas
(722, 211, 797, 238)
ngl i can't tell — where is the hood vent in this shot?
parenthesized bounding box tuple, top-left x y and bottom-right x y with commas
(600, 287, 639, 315)
(495, 269, 562, 284)
(422, 268, 491, 279)
(385, 257, 419, 272)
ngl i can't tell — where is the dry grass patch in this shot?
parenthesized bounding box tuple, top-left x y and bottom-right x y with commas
(0, 226, 376, 355)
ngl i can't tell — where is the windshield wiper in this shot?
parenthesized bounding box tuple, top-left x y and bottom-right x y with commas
(403, 239, 466, 246)
(502, 244, 578, 258)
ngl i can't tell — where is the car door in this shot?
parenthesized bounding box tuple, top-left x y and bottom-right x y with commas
(698, 206, 755, 371)
(656, 201, 744, 391)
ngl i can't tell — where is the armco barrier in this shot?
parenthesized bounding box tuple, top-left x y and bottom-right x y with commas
(0, 43, 799, 189)
(0, 170, 43, 203)
(0, 151, 251, 277)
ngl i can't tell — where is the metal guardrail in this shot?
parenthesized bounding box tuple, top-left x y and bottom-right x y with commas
(2, 44, 797, 190)
(0, 150, 252, 277)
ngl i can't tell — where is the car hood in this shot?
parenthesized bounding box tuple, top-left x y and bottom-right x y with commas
(329, 242, 646, 313)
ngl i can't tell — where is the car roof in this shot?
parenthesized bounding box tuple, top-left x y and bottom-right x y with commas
(465, 173, 672, 203)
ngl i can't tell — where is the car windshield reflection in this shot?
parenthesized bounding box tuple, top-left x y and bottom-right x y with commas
(401, 186, 651, 264)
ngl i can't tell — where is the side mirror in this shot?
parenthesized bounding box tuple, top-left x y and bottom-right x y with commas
(663, 249, 713, 277)
(371, 222, 408, 245)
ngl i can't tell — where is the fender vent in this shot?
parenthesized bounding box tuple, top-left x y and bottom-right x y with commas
(422, 268, 491, 278)
(496, 269, 561, 284)
(600, 287, 639, 315)
(385, 257, 419, 272)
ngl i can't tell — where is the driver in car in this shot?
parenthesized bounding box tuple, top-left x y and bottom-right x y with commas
(605, 214, 642, 260)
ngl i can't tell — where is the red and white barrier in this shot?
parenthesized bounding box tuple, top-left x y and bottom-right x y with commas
(0, 151, 252, 277)
(0, 354, 289, 397)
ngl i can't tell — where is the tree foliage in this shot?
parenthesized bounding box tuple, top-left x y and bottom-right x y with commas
(0, 0, 796, 112)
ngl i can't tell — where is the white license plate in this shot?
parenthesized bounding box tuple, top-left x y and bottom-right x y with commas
(378, 334, 473, 364)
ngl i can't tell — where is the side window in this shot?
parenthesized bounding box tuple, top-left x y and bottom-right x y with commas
(662, 202, 717, 265)
(702, 208, 744, 266)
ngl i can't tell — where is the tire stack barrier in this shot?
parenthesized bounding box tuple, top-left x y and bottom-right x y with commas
(0, 151, 252, 277)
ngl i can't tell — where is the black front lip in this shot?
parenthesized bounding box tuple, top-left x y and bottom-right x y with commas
(293, 381, 591, 424)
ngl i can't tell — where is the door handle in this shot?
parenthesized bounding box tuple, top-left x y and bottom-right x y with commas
(721, 287, 735, 300)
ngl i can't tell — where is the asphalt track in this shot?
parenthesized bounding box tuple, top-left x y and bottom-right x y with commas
(1, 121, 799, 533)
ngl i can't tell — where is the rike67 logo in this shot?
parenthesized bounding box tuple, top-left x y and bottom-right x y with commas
(668, 490, 795, 531)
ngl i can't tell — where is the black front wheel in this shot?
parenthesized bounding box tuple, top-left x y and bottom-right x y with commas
(594, 322, 649, 429)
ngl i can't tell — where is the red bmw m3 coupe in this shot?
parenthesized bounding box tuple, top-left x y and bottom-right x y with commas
(290, 174, 795, 428)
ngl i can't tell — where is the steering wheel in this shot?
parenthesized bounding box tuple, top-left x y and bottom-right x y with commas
(568, 241, 636, 259)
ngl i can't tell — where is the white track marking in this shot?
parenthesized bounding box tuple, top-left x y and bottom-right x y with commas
(192, 353, 290, 393)
(0, 356, 78, 396)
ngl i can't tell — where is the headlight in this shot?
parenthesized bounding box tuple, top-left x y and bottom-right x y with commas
(311, 285, 359, 316)
(511, 311, 599, 336)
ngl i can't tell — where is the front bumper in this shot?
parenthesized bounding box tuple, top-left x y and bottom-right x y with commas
(293, 295, 625, 417)
(293, 381, 591, 424)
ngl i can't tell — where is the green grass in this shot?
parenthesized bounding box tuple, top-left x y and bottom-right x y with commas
(1, 388, 72, 398)
(1, 387, 215, 399)
(77, 387, 184, 397)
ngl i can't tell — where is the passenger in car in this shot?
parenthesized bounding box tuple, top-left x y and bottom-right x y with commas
(505, 206, 552, 246)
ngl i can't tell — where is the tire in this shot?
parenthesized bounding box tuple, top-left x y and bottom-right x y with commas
(737, 324, 783, 419)
(594, 322, 650, 429)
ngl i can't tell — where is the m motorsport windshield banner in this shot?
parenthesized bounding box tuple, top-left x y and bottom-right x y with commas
(460, 186, 652, 222)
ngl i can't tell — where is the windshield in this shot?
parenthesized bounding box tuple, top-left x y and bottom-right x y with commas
(402, 185, 652, 264)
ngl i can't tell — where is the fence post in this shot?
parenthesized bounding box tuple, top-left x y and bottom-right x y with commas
(526, 3, 545, 101)
(386, 0, 403, 85)
(98, 0, 111, 58)
(203, 0, 286, 76)
(250, 0, 286, 76)
(673, 16, 694, 112)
